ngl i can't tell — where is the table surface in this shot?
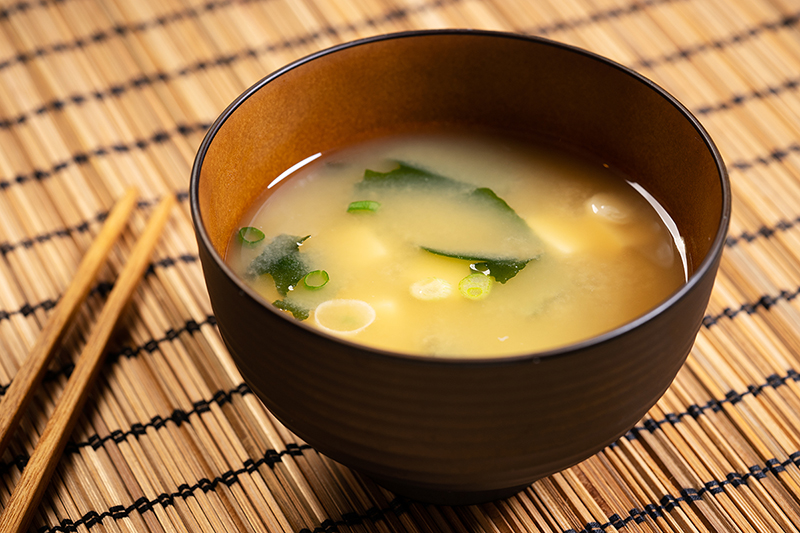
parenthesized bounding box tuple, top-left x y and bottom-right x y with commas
(1, 0, 800, 532)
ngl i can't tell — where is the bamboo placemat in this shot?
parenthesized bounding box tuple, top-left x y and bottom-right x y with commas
(1, 0, 799, 531)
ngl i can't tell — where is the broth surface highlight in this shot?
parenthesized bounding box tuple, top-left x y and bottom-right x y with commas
(227, 131, 687, 357)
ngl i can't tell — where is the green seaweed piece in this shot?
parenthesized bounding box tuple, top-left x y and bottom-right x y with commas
(359, 162, 469, 191)
(421, 247, 536, 283)
(273, 299, 310, 320)
(357, 162, 542, 282)
(347, 200, 381, 213)
(238, 226, 265, 245)
(468, 187, 530, 230)
(358, 163, 531, 231)
(247, 234, 311, 295)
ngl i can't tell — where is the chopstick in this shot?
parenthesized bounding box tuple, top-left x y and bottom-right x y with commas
(0, 187, 139, 456)
(0, 193, 175, 533)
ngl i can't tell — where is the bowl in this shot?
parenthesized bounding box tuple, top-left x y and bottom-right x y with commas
(190, 30, 730, 505)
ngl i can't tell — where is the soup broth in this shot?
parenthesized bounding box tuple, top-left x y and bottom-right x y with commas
(227, 131, 687, 357)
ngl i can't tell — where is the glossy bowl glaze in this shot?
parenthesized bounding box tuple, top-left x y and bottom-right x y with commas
(191, 30, 730, 505)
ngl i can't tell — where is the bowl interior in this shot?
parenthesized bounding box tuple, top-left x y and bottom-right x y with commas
(196, 32, 725, 280)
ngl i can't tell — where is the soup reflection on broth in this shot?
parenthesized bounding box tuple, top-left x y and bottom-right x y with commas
(226, 131, 687, 357)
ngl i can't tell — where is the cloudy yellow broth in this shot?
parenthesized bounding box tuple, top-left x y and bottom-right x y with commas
(227, 131, 687, 358)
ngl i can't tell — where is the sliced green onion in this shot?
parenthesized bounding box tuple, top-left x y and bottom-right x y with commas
(459, 273, 492, 300)
(238, 226, 265, 245)
(347, 200, 381, 213)
(303, 269, 330, 290)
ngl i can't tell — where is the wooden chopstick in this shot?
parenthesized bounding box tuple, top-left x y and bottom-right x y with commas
(0, 193, 175, 533)
(0, 187, 139, 457)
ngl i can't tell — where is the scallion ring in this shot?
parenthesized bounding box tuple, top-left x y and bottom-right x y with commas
(459, 273, 492, 300)
(347, 200, 381, 213)
(238, 226, 265, 245)
(303, 269, 330, 290)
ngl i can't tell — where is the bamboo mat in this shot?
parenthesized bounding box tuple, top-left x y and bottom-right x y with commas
(2, 0, 800, 531)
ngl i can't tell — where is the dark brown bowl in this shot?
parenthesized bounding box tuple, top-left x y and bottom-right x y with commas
(190, 30, 730, 505)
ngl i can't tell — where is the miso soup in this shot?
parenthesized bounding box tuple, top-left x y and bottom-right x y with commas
(227, 131, 687, 358)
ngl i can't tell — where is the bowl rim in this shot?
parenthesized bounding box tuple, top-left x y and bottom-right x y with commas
(190, 28, 731, 366)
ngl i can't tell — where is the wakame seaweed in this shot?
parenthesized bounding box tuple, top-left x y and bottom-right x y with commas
(356, 162, 541, 282)
(358, 162, 467, 191)
(358, 163, 525, 226)
(247, 234, 311, 296)
(273, 299, 310, 320)
(420, 247, 534, 284)
(467, 187, 530, 231)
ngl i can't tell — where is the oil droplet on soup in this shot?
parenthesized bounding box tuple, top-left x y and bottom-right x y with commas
(227, 131, 687, 358)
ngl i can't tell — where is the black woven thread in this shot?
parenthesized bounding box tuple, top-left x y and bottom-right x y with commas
(695, 75, 800, 115)
(581, 453, 800, 533)
(3, 382, 252, 476)
(0, 0, 260, 74)
(0, 216, 98, 256)
(702, 287, 800, 328)
(33, 449, 800, 533)
(728, 141, 800, 174)
(0, 254, 198, 327)
(33, 447, 416, 533)
(0, 198, 190, 257)
(0, 0, 465, 135)
(0, 298, 58, 324)
(629, 369, 800, 438)
(0, 281, 113, 327)
(0, 122, 209, 190)
(0, 0, 55, 22)
(723, 141, 800, 247)
(631, 11, 800, 71)
(106, 314, 215, 364)
(526, 0, 684, 36)
(33, 441, 343, 533)
(725, 218, 800, 247)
